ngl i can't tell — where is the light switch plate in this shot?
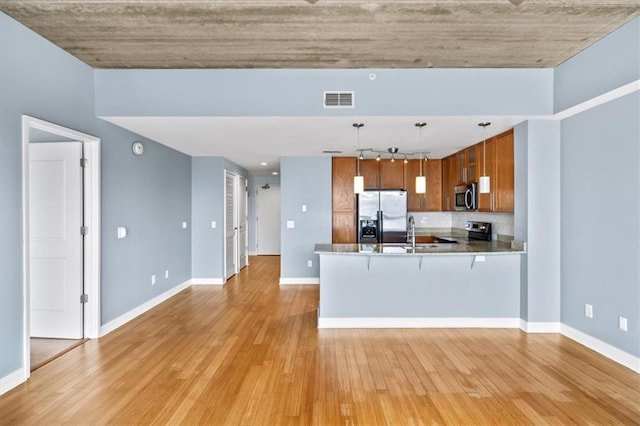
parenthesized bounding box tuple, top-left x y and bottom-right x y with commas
(211, 221, 216, 229)
(151, 275, 156, 285)
(117, 227, 127, 239)
(182, 221, 188, 229)
(619, 316, 628, 332)
(302, 205, 307, 212)
(287, 220, 295, 229)
(585, 303, 593, 318)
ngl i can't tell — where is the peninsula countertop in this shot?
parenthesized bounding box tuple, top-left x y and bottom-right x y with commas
(314, 239, 525, 256)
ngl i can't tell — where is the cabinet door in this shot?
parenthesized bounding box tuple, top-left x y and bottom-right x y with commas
(441, 157, 451, 211)
(379, 159, 405, 189)
(360, 159, 380, 189)
(457, 150, 466, 184)
(425, 159, 442, 211)
(494, 131, 514, 212)
(466, 146, 477, 183)
(332, 157, 356, 212)
(477, 138, 496, 212)
(332, 212, 357, 243)
(404, 159, 425, 211)
(448, 155, 458, 208)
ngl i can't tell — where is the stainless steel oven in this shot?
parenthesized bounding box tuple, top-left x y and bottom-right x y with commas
(454, 183, 477, 211)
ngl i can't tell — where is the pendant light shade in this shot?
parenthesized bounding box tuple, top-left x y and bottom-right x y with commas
(479, 175, 490, 194)
(354, 175, 364, 193)
(353, 122, 365, 194)
(478, 122, 491, 194)
(415, 122, 427, 194)
(415, 175, 426, 194)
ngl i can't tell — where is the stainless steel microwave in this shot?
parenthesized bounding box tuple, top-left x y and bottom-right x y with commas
(454, 183, 477, 211)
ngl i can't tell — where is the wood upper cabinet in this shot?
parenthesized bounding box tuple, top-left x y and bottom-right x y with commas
(441, 154, 457, 211)
(456, 145, 477, 185)
(358, 159, 405, 189)
(477, 137, 495, 212)
(476, 129, 514, 213)
(331, 157, 357, 243)
(494, 130, 514, 212)
(404, 159, 442, 212)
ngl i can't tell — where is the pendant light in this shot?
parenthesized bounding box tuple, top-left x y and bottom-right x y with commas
(353, 123, 365, 194)
(415, 122, 427, 194)
(478, 122, 491, 194)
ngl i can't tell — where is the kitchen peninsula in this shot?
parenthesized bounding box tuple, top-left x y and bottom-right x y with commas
(314, 237, 525, 328)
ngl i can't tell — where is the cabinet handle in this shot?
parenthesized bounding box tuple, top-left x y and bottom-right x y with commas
(490, 192, 494, 211)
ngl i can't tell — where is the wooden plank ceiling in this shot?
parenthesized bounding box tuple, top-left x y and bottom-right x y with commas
(0, 0, 638, 69)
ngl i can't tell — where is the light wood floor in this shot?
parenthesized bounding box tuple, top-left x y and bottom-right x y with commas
(1, 256, 638, 424)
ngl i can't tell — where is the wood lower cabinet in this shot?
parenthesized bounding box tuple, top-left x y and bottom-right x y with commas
(404, 159, 442, 212)
(332, 212, 357, 243)
(332, 157, 357, 243)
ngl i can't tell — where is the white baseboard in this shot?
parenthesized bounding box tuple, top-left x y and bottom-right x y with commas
(279, 277, 319, 285)
(0, 368, 26, 396)
(99, 280, 191, 337)
(560, 324, 640, 373)
(519, 320, 561, 333)
(318, 317, 520, 329)
(190, 278, 225, 285)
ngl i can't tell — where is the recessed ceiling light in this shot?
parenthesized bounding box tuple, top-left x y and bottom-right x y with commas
(272, 171, 279, 175)
(260, 162, 268, 166)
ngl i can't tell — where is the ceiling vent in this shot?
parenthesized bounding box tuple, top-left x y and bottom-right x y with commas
(323, 91, 354, 108)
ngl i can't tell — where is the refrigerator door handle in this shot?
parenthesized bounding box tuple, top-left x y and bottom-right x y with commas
(377, 210, 383, 243)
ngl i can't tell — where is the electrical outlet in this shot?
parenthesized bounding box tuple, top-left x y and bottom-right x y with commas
(165, 270, 169, 279)
(619, 316, 628, 332)
(307, 260, 312, 268)
(151, 275, 156, 285)
(585, 303, 593, 318)
(302, 205, 307, 212)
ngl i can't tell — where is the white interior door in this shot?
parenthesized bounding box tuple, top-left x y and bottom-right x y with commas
(29, 142, 84, 339)
(225, 171, 237, 279)
(238, 176, 248, 269)
(257, 185, 281, 255)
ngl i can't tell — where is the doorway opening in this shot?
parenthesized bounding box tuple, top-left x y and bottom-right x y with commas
(256, 184, 281, 255)
(224, 171, 248, 280)
(21, 116, 100, 379)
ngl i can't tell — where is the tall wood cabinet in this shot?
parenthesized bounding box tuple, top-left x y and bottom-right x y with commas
(332, 157, 357, 243)
(441, 155, 457, 211)
(404, 159, 442, 212)
(477, 129, 514, 212)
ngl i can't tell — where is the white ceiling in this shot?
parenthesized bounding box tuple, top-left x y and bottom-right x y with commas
(104, 116, 527, 175)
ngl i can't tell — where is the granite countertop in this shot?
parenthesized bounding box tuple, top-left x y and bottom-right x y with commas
(314, 238, 525, 256)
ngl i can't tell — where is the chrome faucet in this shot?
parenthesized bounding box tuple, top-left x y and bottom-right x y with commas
(408, 215, 416, 248)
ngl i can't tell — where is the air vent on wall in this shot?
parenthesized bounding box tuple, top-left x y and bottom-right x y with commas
(323, 91, 354, 108)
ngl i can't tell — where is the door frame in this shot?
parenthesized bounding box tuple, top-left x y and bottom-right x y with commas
(237, 175, 248, 269)
(21, 115, 101, 382)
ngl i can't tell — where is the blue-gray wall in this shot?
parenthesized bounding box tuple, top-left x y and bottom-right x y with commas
(560, 92, 639, 356)
(555, 17, 640, 357)
(514, 120, 561, 324)
(0, 13, 192, 378)
(95, 68, 553, 117)
(247, 175, 281, 254)
(280, 157, 332, 279)
(554, 18, 640, 113)
(191, 157, 248, 279)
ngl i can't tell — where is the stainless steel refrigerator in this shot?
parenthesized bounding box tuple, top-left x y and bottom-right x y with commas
(357, 190, 408, 243)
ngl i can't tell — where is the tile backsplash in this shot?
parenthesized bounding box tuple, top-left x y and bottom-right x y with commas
(408, 211, 514, 237)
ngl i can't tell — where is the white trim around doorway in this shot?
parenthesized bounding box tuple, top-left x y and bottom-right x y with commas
(20, 115, 101, 390)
